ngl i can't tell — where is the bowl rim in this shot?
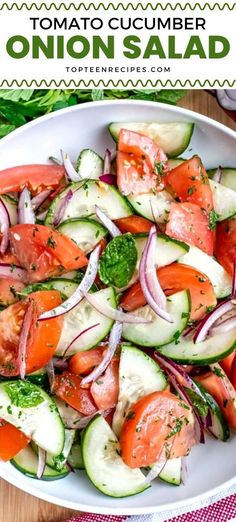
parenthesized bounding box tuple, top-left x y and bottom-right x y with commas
(0, 99, 235, 515)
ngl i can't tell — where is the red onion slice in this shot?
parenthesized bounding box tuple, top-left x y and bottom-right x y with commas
(231, 261, 236, 299)
(225, 90, 236, 102)
(103, 148, 111, 175)
(53, 189, 73, 227)
(99, 174, 117, 185)
(18, 187, 35, 225)
(37, 448, 47, 479)
(212, 166, 222, 184)
(81, 319, 122, 386)
(52, 357, 68, 370)
(216, 90, 236, 110)
(0, 263, 28, 283)
(39, 244, 100, 321)
(31, 189, 51, 211)
(18, 300, 34, 380)
(45, 359, 55, 393)
(36, 209, 48, 221)
(139, 227, 173, 323)
(0, 199, 10, 254)
(210, 314, 236, 336)
(181, 457, 188, 485)
(84, 291, 151, 323)
(145, 453, 168, 484)
(61, 150, 81, 182)
(193, 300, 236, 343)
(49, 156, 62, 166)
(95, 205, 121, 237)
(62, 323, 100, 359)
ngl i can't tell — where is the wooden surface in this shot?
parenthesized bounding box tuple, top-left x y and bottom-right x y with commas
(0, 89, 236, 522)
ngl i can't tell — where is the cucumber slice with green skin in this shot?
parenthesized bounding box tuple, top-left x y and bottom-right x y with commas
(56, 287, 117, 357)
(134, 232, 189, 269)
(209, 180, 236, 221)
(0, 195, 17, 226)
(68, 438, 85, 470)
(208, 168, 236, 192)
(54, 398, 84, 429)
(122, 290, 190, 348)
(76, 149, 103, 179)
(178, 246, 232, 299)
(109, 122, 194, 158)
(11, 445, 69, 481)
(23, 279, 78, 299)
(0, 380, 64, 456)
(58, 218, 107, 254)
(32, 429, 76, 471)
(158, 329, 236, 365)
(45, 180, 132, 226)
(159, 458, 182, 486)
(167, 158, 185, 169)
(82, 415, 149, 498)
(127, 190, 174, 223)
(27, 369, 48, 387)
(112, 344, 167, 436)
(194, 381, 230, 441)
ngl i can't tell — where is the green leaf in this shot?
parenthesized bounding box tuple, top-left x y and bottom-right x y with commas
(0, 89, 34, 102)
(98, 233, 138, 288)
(91, 89, 104, 101)
(4, 381, 45, 408)
(0, 124, 16, 137)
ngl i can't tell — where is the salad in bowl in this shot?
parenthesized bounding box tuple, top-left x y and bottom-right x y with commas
(0, 117, 236, 501)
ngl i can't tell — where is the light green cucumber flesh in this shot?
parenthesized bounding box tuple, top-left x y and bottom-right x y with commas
(58, 218, 107, 254)
(76, 149, 103, 179)
(209, 179, 236, 221)
(207, 168, 236, 192)
(11, 445, 69, 480)
(159, 458, 182, 486)
(194, 381, 230, 441)
(127, 190, 174, 223)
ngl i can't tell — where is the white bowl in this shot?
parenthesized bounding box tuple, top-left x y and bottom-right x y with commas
(0, 100, 236, 515)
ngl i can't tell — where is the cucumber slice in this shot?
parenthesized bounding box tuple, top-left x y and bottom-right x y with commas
(23, 278, 78, 299)
(45, 180, 132, 226)
(11, 445, 69, 480)
(134, 233, 189, 270)
(158, 329, 236, 365)
(122, 290, 190, 347)
(58, 218, 107, 254)
(127, 190, 174, 223)
(168, 158, 185, 169)
(208, 168, 236, 192)
(68, 435, 85, 470)
(54, 398, 84, 428)
(27, 369, 47, 387)
(56, 287, 117, 356)
(82, 415, 148, 497)
(112, 344, 167, 436)
(32, 429, 76, 471)
(0, 380, 64, 455)
(159, 458, 182, 485)
(76, 149, 103, 179)
(0, 195, 17, 226)
(209, 180, 236, 221)
(178, 246, 232, 298)
(109, 122, 194, 157)
(194, 381, 230, 441)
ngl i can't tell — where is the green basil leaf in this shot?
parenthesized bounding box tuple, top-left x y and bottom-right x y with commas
(98, 233, 137, 288)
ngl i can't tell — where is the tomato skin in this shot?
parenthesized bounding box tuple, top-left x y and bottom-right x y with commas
(167, 156, 213, 214)
(0, 278, 25, 306)
(114, 216, 152, 234)
(120, 390, 196, 468)
(90, 357, 119, 410)
(121, 263, 216, 321)
(215, 219, 236, 276)
(166, 202, 214, 255)
(0, 420, 29, 461)
(220, 352, 235, 379)
(195, 371, 236, 429)
(54, 372, 97, 416)
(9, 224, 88, 282)
(0, 290, 63, 377)
(118, 129, 167, 171)
(69, 347, 105, 376)
(0, 165, 65, 195)
(232, 356, 236, 390)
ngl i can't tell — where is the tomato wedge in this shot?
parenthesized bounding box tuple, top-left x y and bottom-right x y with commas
(166, 202, 214, 255)
(220, 352, 236, 379)
(0, 278, 25, 306)
(120, 390, 196, 468)
(0, 164, 65, 195)
(0, 290, 63, 376)
(195, 371, 236, 429)
(118, 129, 167, 171)
(54, 372, 97, 416)
(121, 263, 216, 321)
(90, 357, 119, 410)
(9, 224, 88, 282)
(114, 216, 152, 234)
(0, 420, 29, 461)
(167, 156, 213, 214)
(215, 219, 236, 276)
(69, 347, 105, 376)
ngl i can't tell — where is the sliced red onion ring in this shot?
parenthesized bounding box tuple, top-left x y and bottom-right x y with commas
(53, 189, 73, 227)
(0, 199, 10, 254)
(231, 261, 236, 299)
(37, 448, 47, 479)
(45, 359, 55, 393)
(149, 200, 165, 233)
(18, 300, 34, 380)
(145, 454, 167, 484)
(139, 227, 173, 323)
(36, 209, 48, 221)
(66, 460, 75, 473)
(216, 90, 236, 110)
(61, 150, 81, 182)
(99, 174, 117, 185)
(103, 148, 112, 175)
(62, 323, 100, 359)
(81, 319, 122, 386)
(193, 300, 236, 343)
(39, 244, 100, 321)
(49, 156, 62, 166)
(210, 314, 236, 336)
(18, 187, 35, 225)
(52, 357, 68, 370)
(95, 205, 121, 237)
(84, 291, 151, 323)
(181, 457, 187, 485)
(212, 166, 222, 184)
(31, 189, 51, 211)
(0, 263, 28, 283)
